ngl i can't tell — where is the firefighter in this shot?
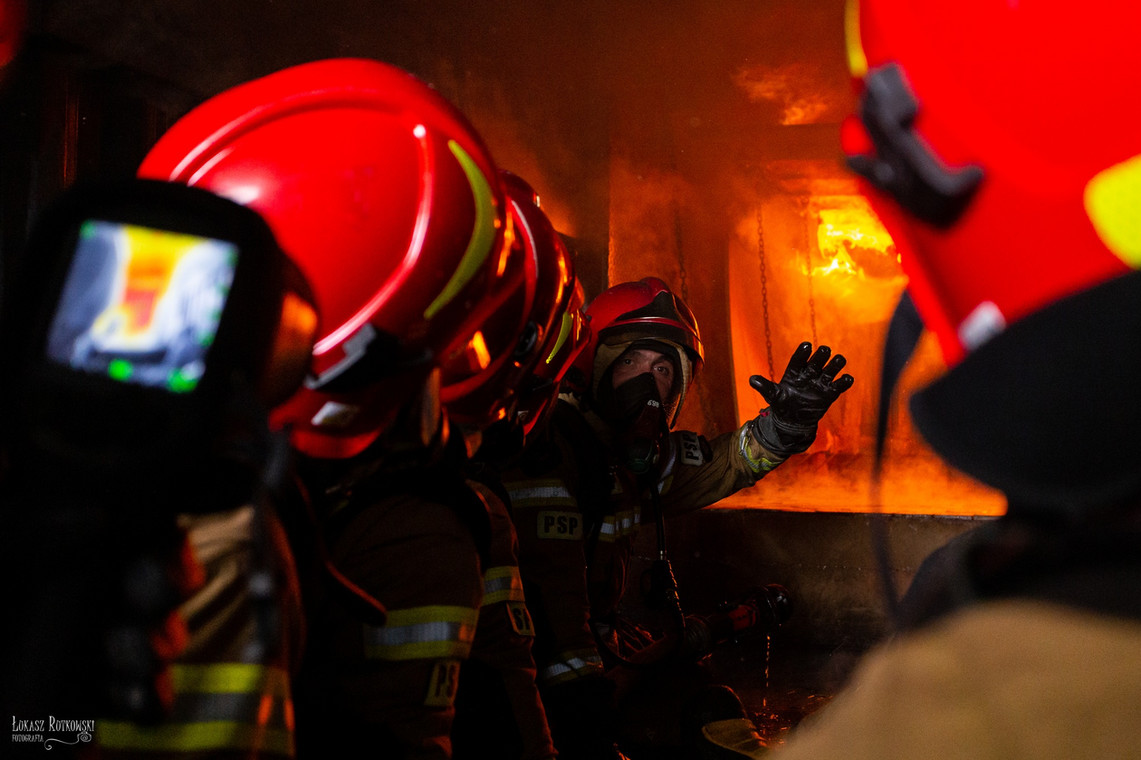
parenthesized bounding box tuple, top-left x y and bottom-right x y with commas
(139, 58, 519, 758)
(441, 171, 591, 760)
(500, 276, 853, 758)
(770, 1, 1141, 758)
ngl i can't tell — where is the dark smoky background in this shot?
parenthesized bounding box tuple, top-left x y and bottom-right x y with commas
(2, 0, 1003, 514)
(27, 0, 851, 288)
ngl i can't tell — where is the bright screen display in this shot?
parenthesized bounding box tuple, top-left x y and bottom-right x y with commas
(45, 219, 239, 393)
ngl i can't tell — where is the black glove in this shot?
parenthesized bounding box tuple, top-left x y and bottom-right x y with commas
(749, 342, 854, 457)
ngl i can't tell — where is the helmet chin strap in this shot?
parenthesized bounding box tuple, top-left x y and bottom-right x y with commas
(872, 290, 926, 628)
(876, 291, 925, 468)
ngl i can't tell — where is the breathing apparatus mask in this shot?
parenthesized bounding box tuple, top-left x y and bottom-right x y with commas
(597, 368, 670, 482)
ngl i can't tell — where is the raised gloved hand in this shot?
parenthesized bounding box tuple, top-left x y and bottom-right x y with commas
(749, 342, 854, 457)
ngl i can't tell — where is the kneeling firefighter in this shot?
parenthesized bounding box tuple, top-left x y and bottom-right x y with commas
(501, 276, 853, 758)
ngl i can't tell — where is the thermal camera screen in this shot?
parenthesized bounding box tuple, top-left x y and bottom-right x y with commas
(45, 219, 239, 393)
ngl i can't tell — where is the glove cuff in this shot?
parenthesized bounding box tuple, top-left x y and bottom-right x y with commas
(750, 410, 817, 457)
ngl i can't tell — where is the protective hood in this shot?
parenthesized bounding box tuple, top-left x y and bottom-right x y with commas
(592, 337, 694, 428)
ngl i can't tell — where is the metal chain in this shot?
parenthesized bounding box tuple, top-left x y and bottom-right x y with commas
(672, 201, 711, 425)
(804, 249, 818, 346)
(673, 201, 690, 304)
(755, 203, 775, 379)
(802, 203, 819, 346)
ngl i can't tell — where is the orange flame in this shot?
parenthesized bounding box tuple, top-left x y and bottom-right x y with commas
(726, 193, 1005, 516)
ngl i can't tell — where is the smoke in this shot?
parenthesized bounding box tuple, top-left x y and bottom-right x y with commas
(31, 0, 997, 515)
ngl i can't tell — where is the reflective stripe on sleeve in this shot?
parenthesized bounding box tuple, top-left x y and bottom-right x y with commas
(597, 508, 641, 543)
(482, 565, 527, 606)
(739, 426, 780, 475)
(539, 648, 605, 687)
(504, 479, 576, 509)
(97, 663, 294, 756)
(362, 604, 479, 661)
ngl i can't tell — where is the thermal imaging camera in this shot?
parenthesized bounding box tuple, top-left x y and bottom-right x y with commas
(5, 178, 316, 507)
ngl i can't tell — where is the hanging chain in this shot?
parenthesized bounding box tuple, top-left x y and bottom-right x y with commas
(804, 248, 819, 346)
(673, 200, 690, 304)
(672, 200, 711, 424)
(755, 203, 775, 379)
(802, 201, 819, 346)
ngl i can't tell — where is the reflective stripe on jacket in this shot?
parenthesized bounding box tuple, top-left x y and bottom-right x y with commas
(482, 564, 527, 606)
(538, 647, 606, 687)
(362, 605, 479, 661)
(97, 663, 294, 756)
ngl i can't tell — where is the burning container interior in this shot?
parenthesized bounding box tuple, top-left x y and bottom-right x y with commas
(3, 0, 1009, 747)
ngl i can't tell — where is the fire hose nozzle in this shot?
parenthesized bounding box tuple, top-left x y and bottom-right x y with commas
(682, 583, 794, 659)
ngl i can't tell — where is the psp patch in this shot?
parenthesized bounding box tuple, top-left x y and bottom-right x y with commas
(537, 510, 583, 540)
(680, 430, 705, 465)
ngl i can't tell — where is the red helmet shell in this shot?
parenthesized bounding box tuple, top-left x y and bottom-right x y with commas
(578, 276, 703, 378)
(139, 58, 510, 458)
(0, 0, 26, 76)
(438, 173, 535, 429)
(440, 171, 576, 431)
(518, 277, 590, 437)
(577, 277, 703, 428)
(845, 0, 1141, 364)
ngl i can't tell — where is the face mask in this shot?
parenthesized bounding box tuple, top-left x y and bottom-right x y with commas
(605, 371, 668, 479)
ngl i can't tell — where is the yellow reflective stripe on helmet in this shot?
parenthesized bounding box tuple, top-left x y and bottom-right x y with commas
(424, 140, 498, 320)
(539, 648, 605, 687)
(482, 565, 526, 606)
(845, 0, 868, 78)
(545, 311, 574, 364)
(362, 604, 479, 661)
(1085, 153, 1141, 268)
(97, 664, 294, 756)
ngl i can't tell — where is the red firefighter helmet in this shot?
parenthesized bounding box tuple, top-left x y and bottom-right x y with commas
(139, 58, 512, 459)
(0, 0, 25, 78)
(517, 276, 589, 437)
(577, 276, 703, 428)
(846, 0, 1141, 513)
(842, 0, 1141, 365)
(440, 171, 576, 432)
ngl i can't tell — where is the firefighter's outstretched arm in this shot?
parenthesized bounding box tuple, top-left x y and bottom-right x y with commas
(748, 342, 854, 458)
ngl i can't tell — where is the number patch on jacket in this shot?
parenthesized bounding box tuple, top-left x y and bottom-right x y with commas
(507, 601, 535, 636)
(425, 659, 462, 707)
(537, 510, 583, 539)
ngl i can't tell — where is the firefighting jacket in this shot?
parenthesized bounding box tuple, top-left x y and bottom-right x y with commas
(501, 397, 784, 695)
(452, 478, 557, 760)
(291, 467, 488, 760)
(772, 600, 1141, 760)
(96, 504, 305, 758)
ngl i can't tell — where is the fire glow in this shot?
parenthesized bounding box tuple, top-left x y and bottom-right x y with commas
(725, 193, 1005, 517)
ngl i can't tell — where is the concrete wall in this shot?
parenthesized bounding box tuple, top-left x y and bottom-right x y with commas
(627, 507, 994, 652)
